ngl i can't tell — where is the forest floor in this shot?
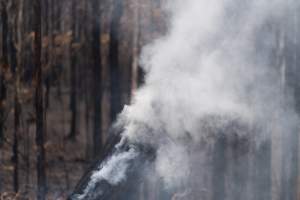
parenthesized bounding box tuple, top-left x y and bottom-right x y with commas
(0, 88, 94, 200)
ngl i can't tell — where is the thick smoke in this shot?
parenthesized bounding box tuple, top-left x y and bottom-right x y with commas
(117, 0, 299, 190)
(75, 148, 138, 199)
(74, 0, 300, 198)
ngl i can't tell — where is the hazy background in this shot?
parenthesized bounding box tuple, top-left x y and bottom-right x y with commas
(1, 0, 300, 199)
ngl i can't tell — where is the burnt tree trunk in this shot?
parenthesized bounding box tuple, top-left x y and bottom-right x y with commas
(34, 0, 47, 199)
(253, 140, 271, 200)
(131, 0, 141, 95)
(12, 2, 21, 191)
(230, 136, 250, 200)
(12, 80, 20, 193)
(212, 135, 227, 200)
(280, 10, 299, 199)
(91, 0, 102, 157)
(0, 0, 8, 146)
(109, 0, 123, 122)
(287, 7, 300, 200)
(69, 0, 78, 140)
(250, 22, 272, 200)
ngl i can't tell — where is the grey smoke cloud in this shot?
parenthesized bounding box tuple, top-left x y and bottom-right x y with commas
(69, 1, 300, 199)
(117, 0, 299, 189)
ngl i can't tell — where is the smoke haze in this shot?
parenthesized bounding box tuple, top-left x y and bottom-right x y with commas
(73, 0, 300, 199)
(118, 0, 299, 192)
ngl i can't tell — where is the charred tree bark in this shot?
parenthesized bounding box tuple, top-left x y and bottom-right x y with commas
(131, 0, 141, 95)
(42, 0, 50, 111)
(34, 0, 47, 199)
(12, 83, 20, 193)
(230, 136, 250, 200)
(250, 22, 272, 200)
(288, 8, 300, 200)
(109, 0, 123, 122)
(280, 11, 299, 199)
(69, 0, 78, 140)
(24, 124, 31, 194)
(0, 67, 6, 147)
(254, 140, 271, 200)
(0, 0, 8, 147)
(91, 0, 102, 157)
(212, 135, 227, 200)
(12, 2, 22, 191)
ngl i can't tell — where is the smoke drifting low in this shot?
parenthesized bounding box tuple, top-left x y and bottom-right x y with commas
(119, 0, 299, 191)
(73, 0, 300, 199)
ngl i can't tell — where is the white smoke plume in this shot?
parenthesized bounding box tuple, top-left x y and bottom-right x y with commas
(75, 147, 138, 199)
(116, 0, 300, 189)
